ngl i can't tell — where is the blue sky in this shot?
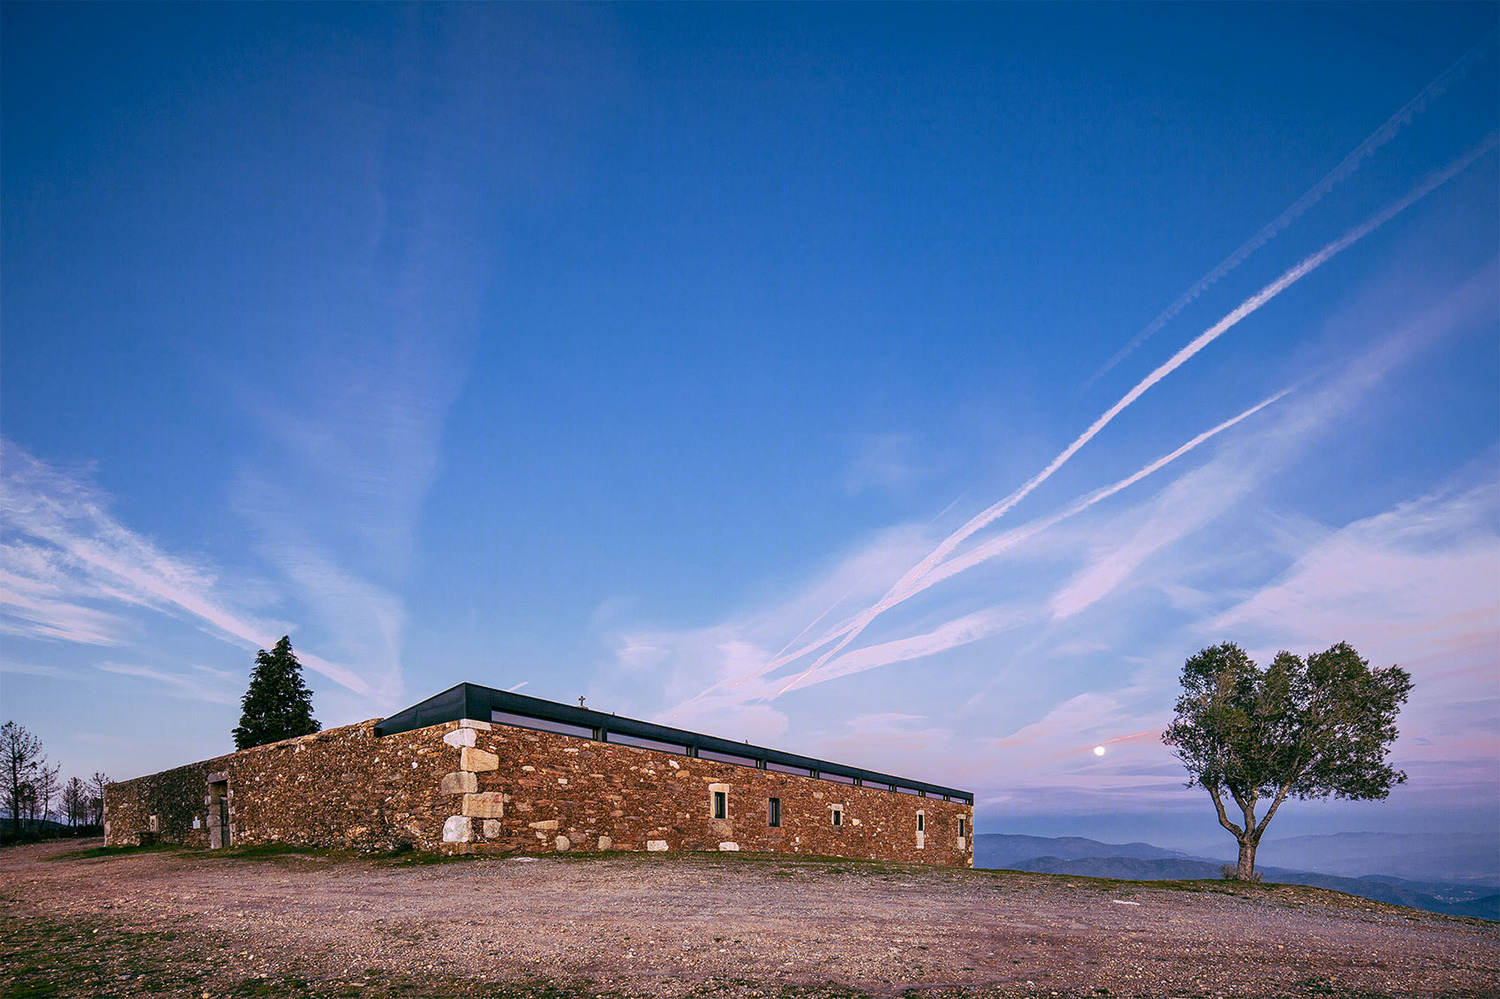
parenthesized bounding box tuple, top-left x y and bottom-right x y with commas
(3, 3, 1497, 857)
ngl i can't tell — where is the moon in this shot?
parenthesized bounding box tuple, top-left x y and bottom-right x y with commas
(1093, 745, 1106, 756)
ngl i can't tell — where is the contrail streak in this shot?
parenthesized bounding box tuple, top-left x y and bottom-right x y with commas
(773, 389, 1289, 696)
(774, 134, 1496, 696)
(1082, 30, 1498, 392)
(894, 389, 1290, 600)
(687, 389, 1286, 711)
(664, 495, 977, 719)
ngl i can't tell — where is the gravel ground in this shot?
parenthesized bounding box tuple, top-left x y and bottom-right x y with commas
(1, 839, 1496, 998)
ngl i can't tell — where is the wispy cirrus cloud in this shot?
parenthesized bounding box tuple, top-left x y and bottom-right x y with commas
(759, 136, 1496, 700)
(0, 439, 371, 694)
(96, 660, 242, 706)
(671, 390, 1288, 708)
(214, 163, 483, 717)
(607, 239, 1497, 815)
(1214, 469, 1500, 681)
(1051, 257, 1499, 625)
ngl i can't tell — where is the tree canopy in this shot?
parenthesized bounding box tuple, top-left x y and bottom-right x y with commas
(1162, 641, 1412, 880)
(233, 636, 321, 750)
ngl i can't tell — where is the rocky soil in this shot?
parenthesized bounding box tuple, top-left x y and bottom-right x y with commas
(1, 839, 1496, 998)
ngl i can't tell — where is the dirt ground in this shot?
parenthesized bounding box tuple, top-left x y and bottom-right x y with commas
(1, 839, 1497, 998)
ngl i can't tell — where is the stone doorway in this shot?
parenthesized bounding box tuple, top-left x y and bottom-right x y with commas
(206, 772, 231, 848)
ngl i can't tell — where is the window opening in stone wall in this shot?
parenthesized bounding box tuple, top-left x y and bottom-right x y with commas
(958, 817, 965, 838)
(491, 710, 594, 740)
(917, 812, 925, 832)
(608, 732, 687, 754)
(831, 805, 843, 827)
(768, 797, 781, 827)
(822, 771, 855, 785)
(713, 790, 727, 819)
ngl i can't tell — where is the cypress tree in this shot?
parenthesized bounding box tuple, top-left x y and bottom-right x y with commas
(233, 636, 321, 750)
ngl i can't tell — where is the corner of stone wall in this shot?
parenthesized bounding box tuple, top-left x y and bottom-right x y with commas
(439, 719, 511, 851)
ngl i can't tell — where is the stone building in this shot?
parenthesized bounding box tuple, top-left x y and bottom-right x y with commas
(106, 682, 973, 867)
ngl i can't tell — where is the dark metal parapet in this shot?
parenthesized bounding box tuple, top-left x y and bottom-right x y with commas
(375, 682, 973, 805)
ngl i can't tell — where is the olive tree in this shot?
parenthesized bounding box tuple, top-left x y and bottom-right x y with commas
(1162, 642, 1412, 881)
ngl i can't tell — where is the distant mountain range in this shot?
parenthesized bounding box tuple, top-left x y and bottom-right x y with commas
(974, 834, 1500, 922)
(1261, 831, 1498, 883)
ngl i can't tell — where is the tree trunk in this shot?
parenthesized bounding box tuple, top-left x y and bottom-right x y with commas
(1236, 836, 1258, 880)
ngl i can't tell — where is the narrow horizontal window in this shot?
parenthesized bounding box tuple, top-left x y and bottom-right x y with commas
(895, 785, 922, 796)
(491, 710, 593, 740)
(768, 797, 781, 828)
(607, 732, 686, 755)
(766, 761, 811, 776)
(699, 749, 758, 767)
(821, 772, 855, 785)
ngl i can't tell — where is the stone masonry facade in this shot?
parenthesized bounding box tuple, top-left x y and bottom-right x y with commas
(107, 717, 973, 867)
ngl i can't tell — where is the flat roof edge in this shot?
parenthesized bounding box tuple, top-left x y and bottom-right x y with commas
(374, 681, 972, 804)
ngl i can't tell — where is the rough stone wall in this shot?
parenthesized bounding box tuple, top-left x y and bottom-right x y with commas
(440, 721, 973, 867)
(106, 720, 454, 852)
(104, 758, 216, 849)
(107, 716, 973, 867)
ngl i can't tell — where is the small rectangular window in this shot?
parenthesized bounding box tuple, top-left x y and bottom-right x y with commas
(958, 817, 965, 838)
(917, 813, 925, 832)
(768, 797, 781, 827)
(831, 807, 843, 827)
(713, 790, 727, 819)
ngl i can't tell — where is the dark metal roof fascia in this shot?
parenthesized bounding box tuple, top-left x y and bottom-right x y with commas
(374, 681, 972, 804)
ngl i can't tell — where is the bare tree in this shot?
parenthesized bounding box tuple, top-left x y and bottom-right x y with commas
(88, 771, 110, 828)
(16, 782, 36, 828)
(2, 721, 46, 834)
(34, 760, 61, 825)
(63, 777, 86, 827)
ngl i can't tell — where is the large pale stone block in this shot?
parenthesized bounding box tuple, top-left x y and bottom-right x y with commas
(646, 840, 668, 852)
(528, 819, 558, 831)
(483, 819, 502, 838)
(461, 792, 505, 818)
(444, 728, 477, 749)
(442, 816, 475, 843)
(597, 836, 612, 851)
(458, 718, 492, 731)
(441, 772, 477, 795)
(718, 841, 739, 851)
(555, 835, 571, 852)
(459, 747, 499, 772)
